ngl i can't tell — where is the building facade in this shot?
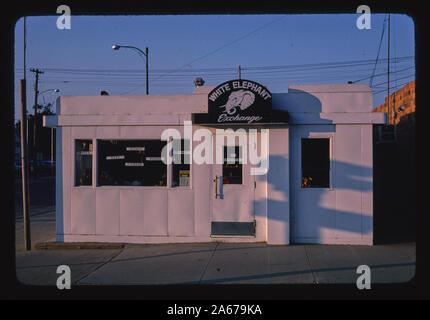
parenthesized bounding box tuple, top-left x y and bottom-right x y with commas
(44, 81, 385, 245)
(373, 81, 415, 125)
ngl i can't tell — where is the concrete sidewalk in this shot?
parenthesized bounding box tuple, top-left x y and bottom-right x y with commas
(15, 209, 415, 286)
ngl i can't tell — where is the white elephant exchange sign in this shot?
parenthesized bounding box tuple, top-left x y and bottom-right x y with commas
(207, 79, 272, 124)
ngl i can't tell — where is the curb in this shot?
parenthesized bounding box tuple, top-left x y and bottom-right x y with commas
(35, 241, 125, 250)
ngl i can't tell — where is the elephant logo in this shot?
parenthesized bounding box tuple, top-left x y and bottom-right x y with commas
(219, 90, 256, 115)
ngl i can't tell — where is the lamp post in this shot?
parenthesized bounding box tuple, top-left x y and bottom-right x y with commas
(39, 88, 60, 96)
(31, 88, 59, 139)
(112, 45, 149, 95)
(34, 88, 60, 177)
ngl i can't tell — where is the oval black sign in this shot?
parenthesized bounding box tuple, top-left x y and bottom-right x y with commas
(207, 79, 272, 124)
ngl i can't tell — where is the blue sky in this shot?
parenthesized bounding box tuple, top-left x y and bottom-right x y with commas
(14, 13, 415, 121)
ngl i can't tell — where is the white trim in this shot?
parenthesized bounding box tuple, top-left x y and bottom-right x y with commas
(92, 138, 96, 189)
(43, 115, 58, 127)
(288, 112, 385, 124)
(58, 114, 182, 126)
(61, 234, 266, 244)
(292, 237, 373, 246)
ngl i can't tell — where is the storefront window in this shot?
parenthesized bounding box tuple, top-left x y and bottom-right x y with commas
(301, 138, 330, 188)
(75, 139, 93, 186)
(222, 146, 242, 184)
(98, 140, 167, 186)
(171, 139, 191, 187)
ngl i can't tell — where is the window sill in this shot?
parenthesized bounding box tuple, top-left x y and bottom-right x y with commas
(73, 185, 193, 190)
(300, 187, 334, 191)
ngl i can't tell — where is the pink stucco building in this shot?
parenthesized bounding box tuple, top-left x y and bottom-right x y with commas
(44, 80, 385, 245)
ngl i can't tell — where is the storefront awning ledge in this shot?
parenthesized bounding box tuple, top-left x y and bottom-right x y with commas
(43, 115, 58, 128)
(45, 114, 191, 127)
(191, 109, 289, 126)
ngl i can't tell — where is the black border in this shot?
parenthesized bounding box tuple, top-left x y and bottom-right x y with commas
(2, 0, 427, 304)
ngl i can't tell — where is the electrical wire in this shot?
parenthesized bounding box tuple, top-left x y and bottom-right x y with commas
(20, 56, 414, 96)
(369, 14, 387, 87)
(119, 15, 285, 94)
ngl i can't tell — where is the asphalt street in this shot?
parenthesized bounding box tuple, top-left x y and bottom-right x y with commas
(15, 176, 55, 219)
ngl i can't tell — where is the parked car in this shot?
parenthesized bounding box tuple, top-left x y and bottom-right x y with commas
(40, 160, 55, 168)
(14, 160, 34, 178)
(37, 160, 56, 176)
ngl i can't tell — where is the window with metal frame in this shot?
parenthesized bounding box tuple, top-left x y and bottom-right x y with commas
(301, 138, 330, 188)
(97, 139, 167, 187)
(222, 146, 243, 185)
(75, 139, 93, 186)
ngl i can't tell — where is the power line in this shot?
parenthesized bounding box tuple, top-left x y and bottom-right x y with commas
(373, 80, 414, 96)
(16, 55, 413, 75)
(371, 73, 415, 88)
(369, 14, 387, 87)
(19, 60, 414, 88)
(19, 56, 414, 96)
(351, 65, 414, 83)
(119, 15, 286, 95)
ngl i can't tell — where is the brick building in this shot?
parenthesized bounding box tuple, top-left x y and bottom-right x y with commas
(373, 80, 415, 125)
(372, 80, 416, 243)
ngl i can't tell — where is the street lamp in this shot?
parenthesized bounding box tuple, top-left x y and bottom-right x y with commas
(112, 44, 149, 95)
(31, 88, 60, 142)
(38, 88, 60, 110)
(39, 88, 60, 95)
(33, 88, 60, 177)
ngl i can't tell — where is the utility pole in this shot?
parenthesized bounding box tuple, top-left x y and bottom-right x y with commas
(238, 65, 241, 80)
(30, 68, 44, 177)
(387, 13, 390, 125)
(20, 17, 31, 251)
(145, 47, 149, 95)
(20, 80, 31, 251)
(30, 68, 43, 129)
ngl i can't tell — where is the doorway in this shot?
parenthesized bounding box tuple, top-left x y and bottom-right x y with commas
(210, 131, 256, 236)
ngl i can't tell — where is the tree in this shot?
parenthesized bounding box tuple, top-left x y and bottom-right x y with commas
(16, 103, 56, 176)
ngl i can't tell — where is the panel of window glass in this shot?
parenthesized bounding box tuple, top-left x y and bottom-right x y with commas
(98, 140, 167, 186)
(222, 146, 242, 185)
(75, 139, 92, 186)
(172, 139, 191, 187)
(301, 138, 330, 188)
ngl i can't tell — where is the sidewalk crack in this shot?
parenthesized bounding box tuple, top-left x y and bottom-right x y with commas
(304, 245, 318, 284)
(199, 242, 219, 284)
(74, 246, 126, 285)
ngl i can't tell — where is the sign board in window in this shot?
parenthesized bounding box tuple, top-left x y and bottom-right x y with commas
(106, 155, 125, 160)
(77, 151, 93, 156)
(179, 170, 190, 187)
(124, 162, 145, 167)
(98, 140, 166, 186)
(126, 147, 145, 151)
(172, 139, 191, 188)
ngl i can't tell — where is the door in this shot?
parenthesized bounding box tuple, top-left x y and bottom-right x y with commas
(290, 125, 335, 243)
(210, 131, 256, 236)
